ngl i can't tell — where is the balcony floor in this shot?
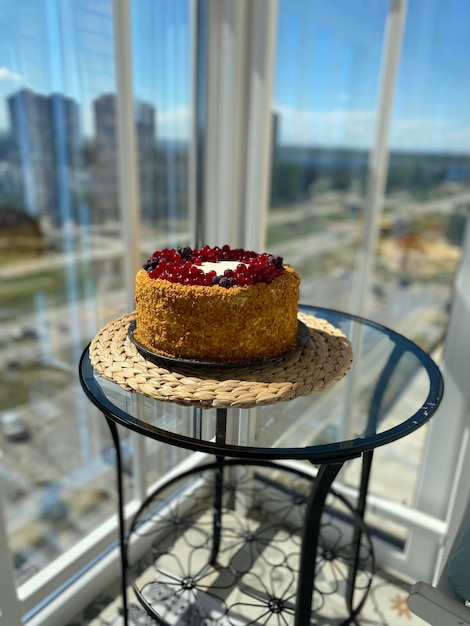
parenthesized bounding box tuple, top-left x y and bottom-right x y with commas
(64, 459, 430, 626)
(65, 566, 424, 625)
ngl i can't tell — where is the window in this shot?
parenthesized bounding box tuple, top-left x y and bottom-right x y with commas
(0, 0, 193, 619)
(268, 0, 389, 310)
(266, 0, 469, 556)
(1, 0, 469, 621)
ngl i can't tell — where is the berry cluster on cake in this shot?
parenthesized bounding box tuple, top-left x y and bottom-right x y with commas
(134, 245, 301, 364)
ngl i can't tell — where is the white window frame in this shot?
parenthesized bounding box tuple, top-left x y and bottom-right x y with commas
(401, 218, 470, 584)
(0, 461, 22, 626)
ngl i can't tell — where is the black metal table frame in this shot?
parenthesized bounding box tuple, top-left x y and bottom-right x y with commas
(79, 305, 444, 626)
(123, 449, 375, 625)
(105, 411, 369, 626)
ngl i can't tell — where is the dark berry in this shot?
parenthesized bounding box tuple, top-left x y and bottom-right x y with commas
(144, 258, 159, 271)
(269, 255, 283, 269)
(178, 246, 193, 260)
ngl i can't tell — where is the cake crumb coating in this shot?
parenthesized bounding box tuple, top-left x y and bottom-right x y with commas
(134, 265, 300, 363)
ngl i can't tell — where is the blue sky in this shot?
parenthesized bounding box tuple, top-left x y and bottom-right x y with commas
(0, 0, 469, 152)
(273, 0, 470, 152)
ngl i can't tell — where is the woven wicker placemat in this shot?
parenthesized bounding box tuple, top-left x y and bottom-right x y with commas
(89, 312, 353, 409)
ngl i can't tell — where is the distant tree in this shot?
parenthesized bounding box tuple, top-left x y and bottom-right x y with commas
(331, 168, 352, 191)
(271, 161, 316, 204)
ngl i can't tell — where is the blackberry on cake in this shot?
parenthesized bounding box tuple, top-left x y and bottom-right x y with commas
(134, 245, 301, 363)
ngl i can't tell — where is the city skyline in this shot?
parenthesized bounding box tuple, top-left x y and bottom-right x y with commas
(4, 82, 470, 232)
(0, 0, 469, 153)
(2, 86, 190, 225)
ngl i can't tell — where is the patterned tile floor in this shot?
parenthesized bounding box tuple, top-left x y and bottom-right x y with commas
(66, 468, 426, 626)
(66, 569, 424, 626)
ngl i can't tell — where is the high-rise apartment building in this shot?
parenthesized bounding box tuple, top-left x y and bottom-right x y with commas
(92, 93, 119, 223)
(93, 93, 157, 223)
(7, 88, 82, 228)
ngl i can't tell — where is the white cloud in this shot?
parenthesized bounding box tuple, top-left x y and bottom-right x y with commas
(0, 67, 22, 82)
(274, 105, 376, 148)
(274, 105, 470, 152)
(390, 116, 470, 153)
(157, 107, 191, 140)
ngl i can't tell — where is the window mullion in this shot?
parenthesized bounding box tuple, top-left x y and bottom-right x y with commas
(353, 0, 408, 316)
(0, 482, 22, 626)
(194, 0, 278, 250)
(112, 0, 142, 312)
(112, 0, 148, 501)
(203, 0, 243, 246)
(406, 218, 470, 583)
(242, 0, 278, 251)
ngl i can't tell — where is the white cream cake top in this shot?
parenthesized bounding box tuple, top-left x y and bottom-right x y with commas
(200, 260, 240, 274)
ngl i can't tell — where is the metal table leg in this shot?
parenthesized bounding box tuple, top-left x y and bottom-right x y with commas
(210, 409, 228, 563)
(210, 456, 224, 564)
(346, 449, 374, 615)
(294, 461, 343, 626)
(105, 417, 129, 626)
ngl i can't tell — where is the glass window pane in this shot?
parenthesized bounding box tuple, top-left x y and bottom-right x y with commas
(267, 0, 468, 544)
(0, 0, 192, 598)
(269, 0, 388, 310)
(358, 0, 469, 535)
(1, 0, 121, 589)
(132, 0, 191, 246)
(131, 0, 193, 486)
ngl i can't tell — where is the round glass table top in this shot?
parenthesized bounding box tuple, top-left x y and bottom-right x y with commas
(79, 305, 444, 462)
